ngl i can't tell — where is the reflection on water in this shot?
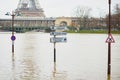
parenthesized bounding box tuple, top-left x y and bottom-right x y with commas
(52, 63, 67, 80)
(107, 75, 111, 80)
(11, 52, 15, 80)
(19, 58, 37, 80)
(0, 33, 120, 80)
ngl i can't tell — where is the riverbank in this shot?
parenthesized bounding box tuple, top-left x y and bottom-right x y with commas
(66, 30, 120, 34)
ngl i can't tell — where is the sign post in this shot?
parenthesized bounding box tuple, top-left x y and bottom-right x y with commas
(11, 12, 15, 53)
(106, 0, 115, 79)
(50, 26, 67, 71)
(11, 35, 16, 53)
(53, 32, 56, 63)
(108, 0, 111, 76)
(5, 11, 17, 53)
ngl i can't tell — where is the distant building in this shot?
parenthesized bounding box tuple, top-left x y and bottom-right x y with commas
(0, 0, 107, 30)
(15, 0, 45, 17)
(0, 0, 55, 29)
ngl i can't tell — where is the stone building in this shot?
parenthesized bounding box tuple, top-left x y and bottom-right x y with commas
(0, 0, 107, 31)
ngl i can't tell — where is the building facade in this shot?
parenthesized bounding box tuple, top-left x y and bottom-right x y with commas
(0, 0, 107, 31)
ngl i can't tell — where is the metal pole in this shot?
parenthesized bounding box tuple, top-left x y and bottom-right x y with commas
(12, 52, 15, 80)
(108, 0, 111, 75)
(53, 62, 56, 80)
(12, 14, 15, 53)
(54, 35, 56, 63)
(54, 42, 56, 63)
(108, 0, 111, 34)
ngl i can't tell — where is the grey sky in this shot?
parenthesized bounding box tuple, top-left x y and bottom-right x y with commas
(0, 0, 120, 18)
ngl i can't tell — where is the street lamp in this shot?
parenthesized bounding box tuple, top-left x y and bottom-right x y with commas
(5, 11, 20, 53)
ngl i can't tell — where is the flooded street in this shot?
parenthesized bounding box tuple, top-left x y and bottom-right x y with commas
(0, 33, 120, 80)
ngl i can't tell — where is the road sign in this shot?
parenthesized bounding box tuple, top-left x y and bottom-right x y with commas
(56, 26, 67, 31)
(11, 35, 16, 41)
(50, 26, 67, 31)
(50, 32, 67, 36)
(106, 33, 115, 43)
(50, 37, 67, 43)
(50, 26, 56, 30)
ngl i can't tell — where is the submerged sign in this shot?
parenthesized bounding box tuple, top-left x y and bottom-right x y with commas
(50, 37, 67, 43)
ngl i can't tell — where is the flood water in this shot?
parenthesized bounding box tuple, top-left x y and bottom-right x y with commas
(0, 33, 120, 80)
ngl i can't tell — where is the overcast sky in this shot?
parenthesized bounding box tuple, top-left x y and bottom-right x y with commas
(0, 0, 120, 18)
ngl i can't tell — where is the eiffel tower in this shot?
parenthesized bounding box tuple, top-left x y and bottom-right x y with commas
(15, 0, 45, 17)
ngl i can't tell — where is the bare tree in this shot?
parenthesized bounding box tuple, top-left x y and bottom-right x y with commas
(113, 3, 120, 29)
(106, 3, 120, 30)
(73, 6, 92, 18)
(114, 3, 120, 14)
(72, 6, 92, 30)
(113, 4, 120, 29)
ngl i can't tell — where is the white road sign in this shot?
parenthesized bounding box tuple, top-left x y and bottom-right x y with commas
(50, 26, 56, 30)
(50, 26, 67, 31)
(56, 26, 67, 30)
(50, 32, 67, 36)
(50, 37, 67, 43)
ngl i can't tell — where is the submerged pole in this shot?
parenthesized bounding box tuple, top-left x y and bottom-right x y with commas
(54, 42, 56, 63)
(12, 14, 14, 53)
(107, 0, 111, 76)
